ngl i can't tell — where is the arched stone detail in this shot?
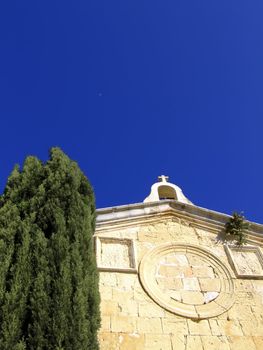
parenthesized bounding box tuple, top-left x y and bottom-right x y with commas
(139, 243, 235, 319)
(158, 185, 177, 200)
(143, 176, 193, 204)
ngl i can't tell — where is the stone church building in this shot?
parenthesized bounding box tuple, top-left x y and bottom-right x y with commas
(95, 176, 263, 349)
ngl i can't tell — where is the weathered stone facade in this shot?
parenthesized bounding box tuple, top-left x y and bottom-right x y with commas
(95, 179, 263, 349)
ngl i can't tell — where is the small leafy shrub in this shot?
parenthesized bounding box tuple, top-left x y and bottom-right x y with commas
(224, 212, 249, 245)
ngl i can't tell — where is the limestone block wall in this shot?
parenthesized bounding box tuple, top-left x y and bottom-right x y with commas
(96, 216, 263, 350)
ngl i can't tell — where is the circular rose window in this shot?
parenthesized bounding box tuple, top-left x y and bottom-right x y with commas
(139, 243, 234, 319)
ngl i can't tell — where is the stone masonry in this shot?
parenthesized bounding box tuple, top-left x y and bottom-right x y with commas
(95, 178, 263, 349)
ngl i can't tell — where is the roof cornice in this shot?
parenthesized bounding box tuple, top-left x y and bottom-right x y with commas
(96, 200, 263, 244)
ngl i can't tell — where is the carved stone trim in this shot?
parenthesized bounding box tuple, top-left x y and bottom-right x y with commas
(224, 245, 263, 279)
(139, 243, 234, 319)
(95, 236, 137, 273)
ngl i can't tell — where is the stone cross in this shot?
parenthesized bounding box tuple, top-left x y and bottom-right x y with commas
(158, 175, 169, 183)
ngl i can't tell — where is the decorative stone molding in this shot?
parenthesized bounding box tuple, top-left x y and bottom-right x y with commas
(95, 237, 137, 273)
(139, 243, 234, 319)
(224, 245, 263, 279)
(96, 200, 263, 245)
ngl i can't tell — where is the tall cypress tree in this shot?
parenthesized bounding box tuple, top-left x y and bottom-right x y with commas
(0, 148, 100, 349)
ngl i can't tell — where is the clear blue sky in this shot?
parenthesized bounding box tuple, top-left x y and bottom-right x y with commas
(0, 1, 263, 223)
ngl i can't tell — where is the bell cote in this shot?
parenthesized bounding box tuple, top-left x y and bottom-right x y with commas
(143, 175, 193, 205)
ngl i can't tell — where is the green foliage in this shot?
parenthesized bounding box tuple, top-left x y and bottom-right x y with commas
(224, 212, 249, 245)
(0, 148, 100, 349)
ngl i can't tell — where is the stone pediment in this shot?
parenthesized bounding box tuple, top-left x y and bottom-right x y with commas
(96, 201, 263, 246)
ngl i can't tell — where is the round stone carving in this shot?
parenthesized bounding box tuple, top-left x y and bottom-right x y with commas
(139, 243, 234, 319)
